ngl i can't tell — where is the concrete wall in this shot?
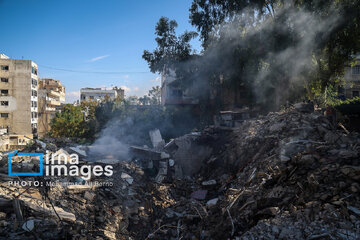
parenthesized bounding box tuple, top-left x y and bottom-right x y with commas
(344, 62, 360, 98)
(0, 59, 38, 135)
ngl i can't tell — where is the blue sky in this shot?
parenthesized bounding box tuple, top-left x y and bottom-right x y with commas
(0, 0, 201, 103)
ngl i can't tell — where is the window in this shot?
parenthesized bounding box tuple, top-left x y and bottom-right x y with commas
(31, 101, 37, 108)
(1, 101, 9, 106)
(32, 67, 38, 75)
(31, 78, 37, 86)
(32, 90, 37, 97)
(0, 90, 8, 96)
(171, 89, 183, 97)
(353, 91, 359, 97)
(31, 112, 38, 118)
(1, 78, 8, 83)
(352, 66, 360, 75)
(89, 96, 94, 99)
(0, 113, 8, 118)
(1, 65, 9, 71)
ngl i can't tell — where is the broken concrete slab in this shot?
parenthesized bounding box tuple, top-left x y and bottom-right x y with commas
(174, 165, 183, 180)
(84, 191, 96, 202)
(149, 129, 165, 149)
(202, 180, 217, 186)
(23, 200, 76, 222)
(191, 189, 208, 200)
(172, 135, 212, 175)
(130, 146, 162, 160)
(35, 139, 46, 149)
(155, 174, 166, 184)
(22, 219, 35, 232)
(160, 152, 170, 159)
(69, 146, 87, 157)
(95, 158, 120, 164)
(66, 184, 92, 193)
(121, 172, 134, 184)
(206, 198, 219, 207)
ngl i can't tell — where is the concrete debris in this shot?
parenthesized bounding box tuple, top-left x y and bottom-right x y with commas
(293, 101, 314, 113)
(95, 158, 120, 164)
(191, 189, 208, 200)
(69, 146, 87, 156)
(202, 179, 217, 186)
(130, 146, 162, 160)
(206, 198, 219, 207)
(121, 172, 134, 184)
(0, 107, 360, 239)
(160, 151, 170, 159)
(66, 184, 92, 193)
(23, 200, 76, 222)
(83, 191, 96, 202)
(22, 220, 35, 232)
(35, 139, 46, 149)
(149, 129, 165, 149)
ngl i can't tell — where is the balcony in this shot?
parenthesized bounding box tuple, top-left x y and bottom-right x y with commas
(46, 106, 56, 111)
(47, 99, 60, 106)
(48, 90, 61, 98)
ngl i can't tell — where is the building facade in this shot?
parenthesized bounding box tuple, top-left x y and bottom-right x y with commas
(342, 55, 360, 99)
(80, 87, 124, 103)
(0, 54, 39, 150)
(160, 68, 198, 105)
(38, 78, 65, 137)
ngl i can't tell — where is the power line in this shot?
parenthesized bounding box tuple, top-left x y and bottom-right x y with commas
(38, 64, 150, 74)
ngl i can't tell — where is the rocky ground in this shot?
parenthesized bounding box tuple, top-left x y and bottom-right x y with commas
(0, 106, 359, 239)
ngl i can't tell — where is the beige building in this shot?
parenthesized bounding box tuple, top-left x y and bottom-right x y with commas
(38, 78, 65, 137)
(80, 86, 124, 103)
(0, 54, 39, 150)
(341, 55, 360, 99)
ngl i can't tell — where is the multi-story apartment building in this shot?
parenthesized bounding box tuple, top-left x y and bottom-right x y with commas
(38, 78, 65, 137)
(340, 55, 360, 99)
(80, 86, 124, 103)
(0, 54, 39, 150)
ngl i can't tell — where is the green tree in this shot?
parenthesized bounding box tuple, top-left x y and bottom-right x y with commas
(142, 17, 198, 74)
(50, 104, 89, 138)
(148, 86, 161, 105)
(126, 96, 139, 105)
(189, 0, 360, 110)
(139, 95, 151, 105)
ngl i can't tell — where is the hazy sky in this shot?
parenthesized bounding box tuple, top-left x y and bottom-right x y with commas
(0, 0, 201, 102)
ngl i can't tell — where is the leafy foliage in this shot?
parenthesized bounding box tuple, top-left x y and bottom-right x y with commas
(50, 104, 90, 138)
(142, 17, 198, 74)
(143, 0, 359, 111)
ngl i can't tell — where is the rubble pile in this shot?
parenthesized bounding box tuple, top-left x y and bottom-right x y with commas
(0, 106, 359, 239)
(183, 106, 360, 239)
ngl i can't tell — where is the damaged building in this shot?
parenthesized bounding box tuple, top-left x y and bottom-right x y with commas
(160, 68, 198, 105)
(339, 55, 360, 99)
(0, 53, 39, 150)
(37, 78, 66, 137)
